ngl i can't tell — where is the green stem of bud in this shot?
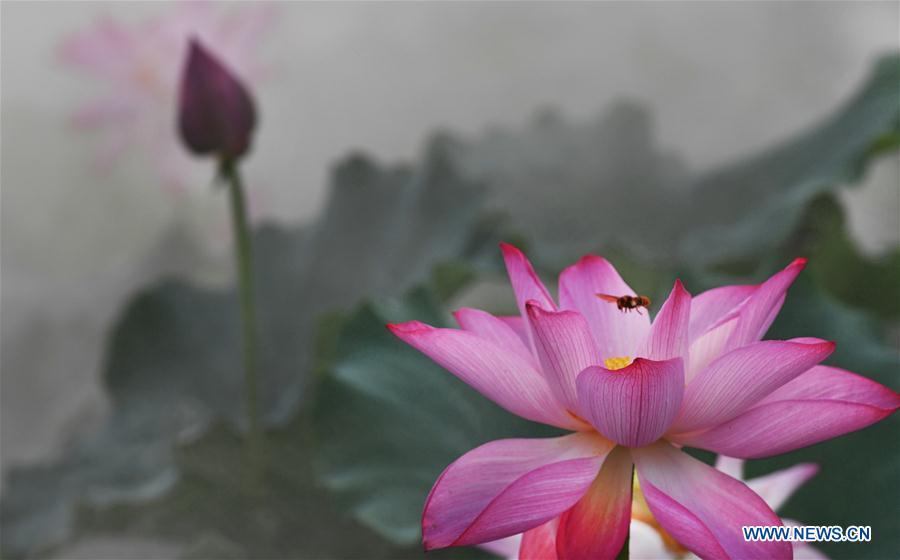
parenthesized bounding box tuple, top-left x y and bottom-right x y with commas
(221, 158, 264, 495)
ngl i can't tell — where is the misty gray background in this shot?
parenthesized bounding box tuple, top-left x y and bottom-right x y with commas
(2, 2, 899, 556)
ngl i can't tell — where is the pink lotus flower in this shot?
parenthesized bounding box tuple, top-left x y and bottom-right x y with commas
(389, 243, 899, 559)
(60, 1, 275, 191)
(481, 455, 826, 559)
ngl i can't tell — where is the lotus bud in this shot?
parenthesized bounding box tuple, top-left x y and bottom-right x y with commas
(178, 38, 256, 161)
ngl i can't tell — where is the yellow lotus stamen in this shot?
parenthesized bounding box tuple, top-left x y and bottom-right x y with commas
(604, 356, 633, 371)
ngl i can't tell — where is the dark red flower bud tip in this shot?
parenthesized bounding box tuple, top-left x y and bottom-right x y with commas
(178, 38, 256, 162)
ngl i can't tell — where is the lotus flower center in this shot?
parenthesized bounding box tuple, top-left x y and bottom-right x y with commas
(604, 356, 633, 371)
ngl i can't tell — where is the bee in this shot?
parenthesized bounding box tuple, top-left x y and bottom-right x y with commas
(596, 293, 651, 314)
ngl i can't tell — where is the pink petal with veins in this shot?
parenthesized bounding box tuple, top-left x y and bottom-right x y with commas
(497, 315, 531, 348)
(639, 279, 691, 361)
(558, 254, 650, 359)
(633, 442, 791, 559)
(500, 243, 556, 318)
(672, 338, 835, 433)
(422, 433, 613, 550)
(526, 302, 600, 412)
(688, 284, 756, 343)
(577, 358, 684, 447)
(555, 446, 633, 559)
(747, 463, 819, 513)
(686, 259, 805, 379)
(715, 456, 820, 513)
(724, 258, 806, 350)
(519, 519, 558, 560)
(388, 321, 575, 429)
(673, 366, 899, 458)
(454, 307, 537, 366)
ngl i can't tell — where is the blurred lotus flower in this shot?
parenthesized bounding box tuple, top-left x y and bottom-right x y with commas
(178, 38, 256, 161)
(389, 243, 899, 558)
(60, 1, 275, 191)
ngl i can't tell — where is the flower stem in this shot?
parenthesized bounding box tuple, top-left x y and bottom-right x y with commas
(615, 465, 634, 560)
(222, 159, 263, 493)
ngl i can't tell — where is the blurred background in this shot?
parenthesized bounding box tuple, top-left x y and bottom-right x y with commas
(2, 2, 898, 559)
